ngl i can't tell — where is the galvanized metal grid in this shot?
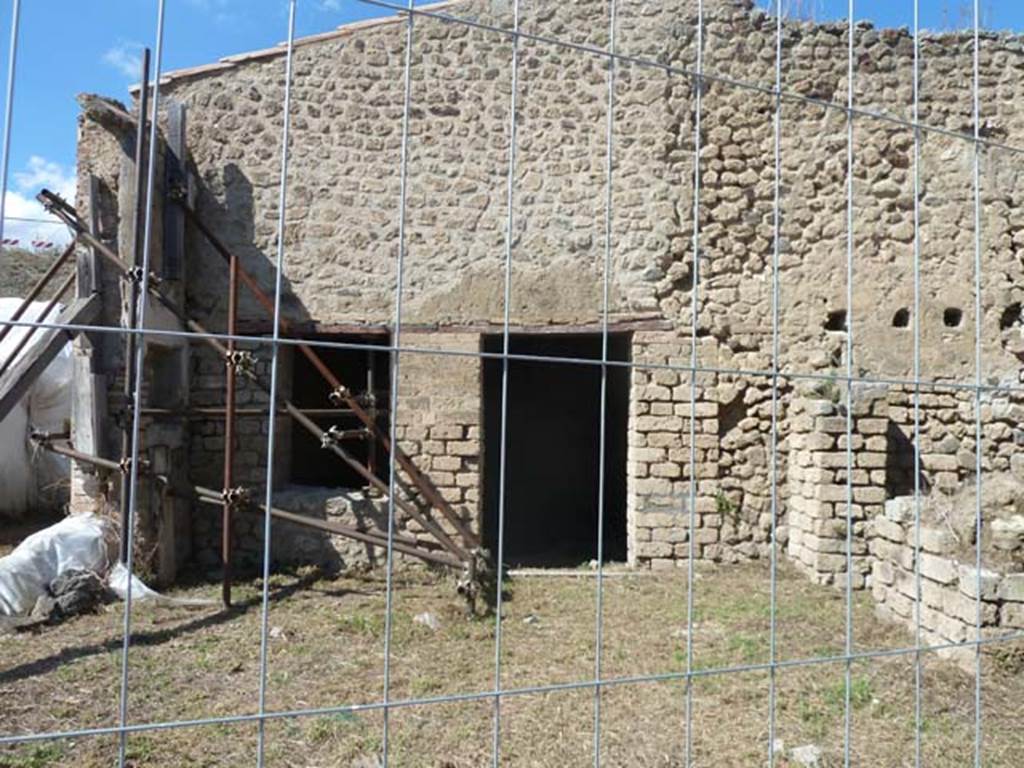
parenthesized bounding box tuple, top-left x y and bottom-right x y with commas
(0, 1, 1020, 766)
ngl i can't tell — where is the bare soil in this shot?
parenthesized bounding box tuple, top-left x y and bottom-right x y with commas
(0, 561, 1021, 767)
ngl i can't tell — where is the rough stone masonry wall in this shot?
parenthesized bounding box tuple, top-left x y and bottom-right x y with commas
(662, 3, 1024, 386)
(160, 0, 690, 335)
(870, 496, 1024, 667)
(886, 386, 1024, 495)
(75, 0, 1024, 571)
(786, 391, 890, 589)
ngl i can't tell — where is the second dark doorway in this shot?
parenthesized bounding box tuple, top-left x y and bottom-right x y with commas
(482, 333, 629, 566)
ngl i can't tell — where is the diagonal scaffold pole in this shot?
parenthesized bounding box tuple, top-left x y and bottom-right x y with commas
(30, 435, 461, 570)
(37, 188, 472, 569)
(172, 197, 481, 552)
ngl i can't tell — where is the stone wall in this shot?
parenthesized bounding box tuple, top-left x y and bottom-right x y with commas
(140, 0, 1024, 382)
(187, 332, 481, 570)
(188, 343, 291, 571)
(394, 332, 482, 547)
(70, 0, 1024, 576)
(786, 390, 889, 588)
(870, 496, 1024, 666)
(628, 332, 724, 567)
(886, 386, 1024, 495)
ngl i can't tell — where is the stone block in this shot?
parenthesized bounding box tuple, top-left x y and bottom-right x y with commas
(920, 605, 968, 643)
(1001, 603, 1024, 628)
(855, 452, 887, 468)
(870, 517, 904, 543)
(871, 538, 914, 570)
(852, 486, 886, 505)
(943, 589, 997, 625)
(636, 541, 673, 559)
(871, 559, 895, 585)
(884, 497, 914, 523)
(816, 416, 848, 434)
(857, 418, 888, 435)
(651, 527, 688, 543)
(997, 574, 1024, 603)
(991, 516, 1024, 552)
(956, 565, 1001, 601)
(919, 553, 957, 585)
(920, 526, 958, 555)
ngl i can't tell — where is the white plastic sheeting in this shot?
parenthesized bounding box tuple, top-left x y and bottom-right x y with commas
(0, 514, 111, 615)
(0, 298, 72, 517)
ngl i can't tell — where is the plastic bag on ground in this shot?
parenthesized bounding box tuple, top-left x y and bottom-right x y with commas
(0, 514, 213, 617)
(0, 514, 112, 615)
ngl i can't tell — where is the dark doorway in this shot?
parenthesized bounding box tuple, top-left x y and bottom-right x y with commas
(482, 333, 629, 566)
(290, 335, 390, 488)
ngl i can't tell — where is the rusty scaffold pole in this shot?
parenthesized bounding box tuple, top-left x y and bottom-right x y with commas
(37, 188, 484, 602)
(221, 232, 240, 606)
(119, 46, 151, 565)
(31, 434, 461, 570)
(173, 200, 480, 552)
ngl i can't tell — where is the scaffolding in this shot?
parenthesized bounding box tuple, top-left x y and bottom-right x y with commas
(2, 171, 490, 611)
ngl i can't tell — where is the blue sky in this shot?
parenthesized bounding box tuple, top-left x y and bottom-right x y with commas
(0, 0, 1021, 248)
(755, 1, 1020, 29)
(0, 0, 425, 247)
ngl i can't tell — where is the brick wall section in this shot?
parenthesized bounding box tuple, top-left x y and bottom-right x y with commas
(870, 496, 1024, 668)
(187, 332, 482, 571)
(393, 332, 482, 548)
(628, 332, 720, 568)
(189, 343, 293, 570)
(786, 390, 889, 589)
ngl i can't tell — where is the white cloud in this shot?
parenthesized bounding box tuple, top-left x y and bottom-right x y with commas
(102, 41, 144, 80)
(14, 156, 75, 198)
(319, 0, 342, 9)
(2, 156, 75, 249)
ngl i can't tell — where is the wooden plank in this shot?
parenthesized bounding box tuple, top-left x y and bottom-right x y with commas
(77, 175, 101, 298)
(0, 295, 101, 424)
(162, 100, 186, 281)
(71, 364, 105, 458)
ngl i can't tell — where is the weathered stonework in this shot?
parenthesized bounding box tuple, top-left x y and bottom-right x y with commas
(68, 0, 1024, 586)
(870, 496, 1024, 668)
(786, 390, 890, 588)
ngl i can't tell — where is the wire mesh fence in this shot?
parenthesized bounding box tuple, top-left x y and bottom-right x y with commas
(1, 0, 1023, 766)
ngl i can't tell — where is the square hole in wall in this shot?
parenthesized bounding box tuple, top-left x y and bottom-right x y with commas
(288, 334, 390, 489)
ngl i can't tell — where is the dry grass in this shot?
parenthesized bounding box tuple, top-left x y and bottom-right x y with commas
(1, 561, 1021, 767)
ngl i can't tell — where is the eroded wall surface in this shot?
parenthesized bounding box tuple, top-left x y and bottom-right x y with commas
(72, 0, 1024, 572)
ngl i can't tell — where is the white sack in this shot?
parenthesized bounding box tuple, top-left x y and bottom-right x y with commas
(0, 401, 33, 513)
(0, 514, 213, 616)
(0, 514, 112, 615)
(107, 563, 213, 608)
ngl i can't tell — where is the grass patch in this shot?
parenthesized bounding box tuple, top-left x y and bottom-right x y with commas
(0, 562, 1020, 766)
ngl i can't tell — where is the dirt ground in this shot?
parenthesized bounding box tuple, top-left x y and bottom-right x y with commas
(1, 561, 1021, 767)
